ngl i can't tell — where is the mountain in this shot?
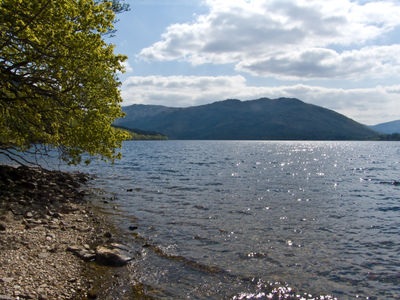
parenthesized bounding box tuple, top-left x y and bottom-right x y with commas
(115, 98, 377, 140)
(369, 120, 400, 134)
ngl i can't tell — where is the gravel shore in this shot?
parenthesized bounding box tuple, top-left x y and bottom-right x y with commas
(0, 165, 134, 300)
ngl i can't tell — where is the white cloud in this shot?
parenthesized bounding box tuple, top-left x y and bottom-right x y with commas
(122, 75, 248, 107)
(237, 45, 400, 79)
(138, 0, 400, 79)
(121, 75, 400, 124)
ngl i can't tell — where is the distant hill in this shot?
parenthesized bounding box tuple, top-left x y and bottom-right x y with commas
(369, 120, 400, 134)
(115, 98, 377, 140)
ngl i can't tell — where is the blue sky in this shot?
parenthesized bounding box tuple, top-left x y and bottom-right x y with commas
(111, 0, 400, 125)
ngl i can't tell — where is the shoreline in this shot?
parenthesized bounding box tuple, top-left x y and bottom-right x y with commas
(0, 165, 137, 299)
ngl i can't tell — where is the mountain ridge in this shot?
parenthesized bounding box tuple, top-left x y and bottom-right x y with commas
(369, 120, 400, 134)
(116, 97, 377, 140)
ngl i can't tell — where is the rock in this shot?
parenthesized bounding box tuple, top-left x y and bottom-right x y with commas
(18, 293, 34, 299)
(110, 243, 131, 252)
(95, 245, 133, 266)
(79, 250, 96, 261)
(46, 232, 56, 240)
(48, 246, 58, 253)
(25, 212, 33, 218)
(21, 181, 36, 190)
(128, 225, 138, 231)
(37, 287, 47, 300)
(0, 277, 13, 284)
(38, 252, 49, 259)
(87, 289, 98, 299)
(53, 212, 62, 218)
(0, 223, 6, 231)
(67, 245, 96, 262)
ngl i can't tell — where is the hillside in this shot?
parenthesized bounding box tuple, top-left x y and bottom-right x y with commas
(115, 98, 377, 140)
(369, 120, 400, 134)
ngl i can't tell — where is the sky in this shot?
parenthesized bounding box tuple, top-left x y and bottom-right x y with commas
(111, 0, 400, 125)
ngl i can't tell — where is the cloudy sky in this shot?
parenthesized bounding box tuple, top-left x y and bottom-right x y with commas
(112, 0, 400, 125)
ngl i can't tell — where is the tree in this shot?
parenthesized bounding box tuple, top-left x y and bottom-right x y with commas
(0, 0, 131, 165)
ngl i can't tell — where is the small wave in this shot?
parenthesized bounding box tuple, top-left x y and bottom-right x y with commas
(367, 272, 400, 284)
(379, 180, 400, 186)
(193, 205, 209, 211)
(229, 210, 253, 216)
(377, 206, 400, 212)
(205, 182, 223, 186)
(166, 186, 202, 192)
(161, 169, 179, 173)
(150, 244, 224, 274)
(189, 162, 217, 166)
(317, 227, 334, 233)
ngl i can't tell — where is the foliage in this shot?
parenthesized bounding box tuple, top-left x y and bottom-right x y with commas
(113, 125, 168, 140)
(106, 0, 130, 14)
(0, 0, 131, 165)
(128, 132, 168, 141)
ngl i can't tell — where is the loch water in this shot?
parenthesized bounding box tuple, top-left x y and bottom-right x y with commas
(53, 141, 400, 298)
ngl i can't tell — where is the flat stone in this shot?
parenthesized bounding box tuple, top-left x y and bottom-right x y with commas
(67, 245, 96, 261)
(66, 245, 80, 252)
(30, 219, 42, 224)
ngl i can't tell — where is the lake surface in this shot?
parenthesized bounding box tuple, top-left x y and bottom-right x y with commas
(33, 141, 400, 298)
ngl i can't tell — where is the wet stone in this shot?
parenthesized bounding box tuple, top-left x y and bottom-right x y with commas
(95, 245, 133, 266)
